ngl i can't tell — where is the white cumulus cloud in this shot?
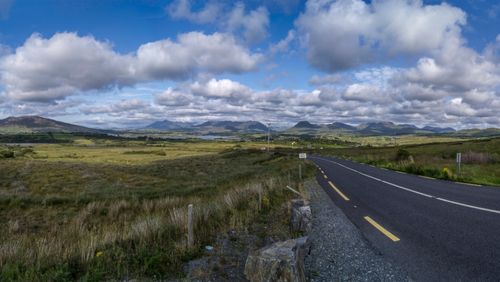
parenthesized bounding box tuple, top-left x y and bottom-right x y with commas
(0, 32, 262, 102)
(166, 0, 220, 24)
(226, 3, 270, 44)
(296, 0, 466, 72)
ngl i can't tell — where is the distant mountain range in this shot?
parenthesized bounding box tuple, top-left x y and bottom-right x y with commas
(144, 120, 195, 131)
(286, 120, 457, 135)
(142, 120, 269, 134)
(0, 116, 105, 134)
(1, 116, 499, 138)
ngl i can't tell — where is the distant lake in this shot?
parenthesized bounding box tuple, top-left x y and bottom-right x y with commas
(4, 143, 46, 146)
(198, 135, 239, 140)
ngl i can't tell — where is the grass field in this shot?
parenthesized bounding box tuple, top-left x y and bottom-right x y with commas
(0, 139, 314, 281)
(311, 137, 500, 186)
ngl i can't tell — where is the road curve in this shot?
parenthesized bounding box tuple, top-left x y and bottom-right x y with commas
(310, 155, 500, 281)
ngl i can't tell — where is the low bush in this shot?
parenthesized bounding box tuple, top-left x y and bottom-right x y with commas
(395, 148, 411, 161)
(462, 151, 492, 164)
(0, 149, 15, 159)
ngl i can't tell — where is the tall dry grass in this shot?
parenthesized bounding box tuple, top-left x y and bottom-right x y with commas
(0, 175, 297, 280)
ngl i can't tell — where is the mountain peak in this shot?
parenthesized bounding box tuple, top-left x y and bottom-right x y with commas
(328, 122, 355, 130)
(293, 121, 321, 129)
(197, 120, 268, 132)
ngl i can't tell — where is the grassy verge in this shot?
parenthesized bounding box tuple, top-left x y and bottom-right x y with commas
(0, 142, 314, 281)
(308, 137, 500, 186)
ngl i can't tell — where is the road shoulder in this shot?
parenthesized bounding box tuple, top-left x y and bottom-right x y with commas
(304, 179, 412, 281)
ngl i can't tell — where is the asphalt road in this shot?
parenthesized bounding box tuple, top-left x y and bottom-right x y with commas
(310, 155, 500, 281)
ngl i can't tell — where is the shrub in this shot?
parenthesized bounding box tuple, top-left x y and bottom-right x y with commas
(462, 151, 491, 164)
(395, 149, 410, 161)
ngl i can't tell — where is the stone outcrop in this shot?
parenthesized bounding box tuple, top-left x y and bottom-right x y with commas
(244, 237, 310, 282)
(290, 199, 312, 233)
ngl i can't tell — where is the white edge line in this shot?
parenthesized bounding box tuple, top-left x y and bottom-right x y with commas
(312, 156, 500, 215)
(435, 198, 500, 214)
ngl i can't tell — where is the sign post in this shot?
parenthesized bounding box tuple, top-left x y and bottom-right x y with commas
(456, 152, 462, 175)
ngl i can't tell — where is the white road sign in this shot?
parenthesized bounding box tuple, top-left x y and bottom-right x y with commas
(299, 153, 307, 159)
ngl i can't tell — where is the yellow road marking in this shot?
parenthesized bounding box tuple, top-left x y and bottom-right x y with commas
(364, 216, 400, 242)
(328, 181, 350, 201)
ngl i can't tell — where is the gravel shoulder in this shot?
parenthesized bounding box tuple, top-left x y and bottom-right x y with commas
(304, 179, 412, 281)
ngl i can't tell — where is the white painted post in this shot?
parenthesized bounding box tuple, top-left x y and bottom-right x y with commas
(187, 204, 194, 247)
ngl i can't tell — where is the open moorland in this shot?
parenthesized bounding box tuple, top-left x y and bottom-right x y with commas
(0, 138, 314, 280)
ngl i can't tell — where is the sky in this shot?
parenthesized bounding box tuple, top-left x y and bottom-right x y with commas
(0, 0, 499, 129)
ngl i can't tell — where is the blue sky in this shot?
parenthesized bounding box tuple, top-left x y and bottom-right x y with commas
(0, 0, 499, 129)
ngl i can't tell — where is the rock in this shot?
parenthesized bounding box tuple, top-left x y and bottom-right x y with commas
(244, 236, 310, 282)
(291, 200, 312, 233)
(291, 199, 306, 209)
(185, 256, 214, 280)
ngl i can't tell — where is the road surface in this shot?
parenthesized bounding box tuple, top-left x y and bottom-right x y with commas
(310, 155, 500, 281)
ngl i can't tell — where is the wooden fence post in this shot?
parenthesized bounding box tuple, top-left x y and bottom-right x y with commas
(187, 204, 194, 248)
(258, 189, 262, 211)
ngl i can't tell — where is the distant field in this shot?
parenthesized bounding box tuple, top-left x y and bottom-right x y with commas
(335, 134, 466, 147)
(312, 137, 500, 186)
(1, 137, 283, 164)
(0, 139, 314, 280)
(31, 140, 233, 164)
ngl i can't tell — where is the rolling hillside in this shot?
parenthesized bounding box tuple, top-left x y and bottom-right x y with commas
(0, 116, 105, 133)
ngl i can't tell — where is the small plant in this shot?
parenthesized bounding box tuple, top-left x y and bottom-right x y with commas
(261, 195, 270, 208)
(442, 167, 453, 179)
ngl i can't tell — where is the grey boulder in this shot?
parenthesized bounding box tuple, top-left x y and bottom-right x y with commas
(244, 237, 310, 282)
